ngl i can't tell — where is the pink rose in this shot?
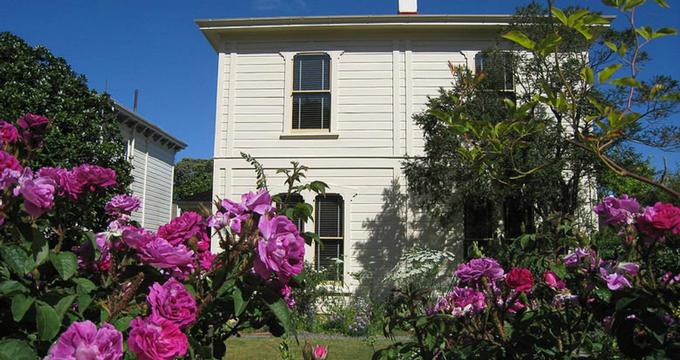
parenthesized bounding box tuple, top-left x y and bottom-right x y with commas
(105, 194, 141, 216)
(123, 227, 195, 278)
(593, 195, 640, 227)
(0, 120, 19, 144)
(505, 268, 533, 293)
(313, 345, 328, 360)
(454, 257, 505, 284)
(147, 278, 197, 328)
(241, 189, 275, 215)
(13, 168, 56, 218)
(253, 215, 305, 282)
(637, 202, 680, 238)
(17, 113, 49, 148)
(128, 316, 188, 360)
(157, 211, 205, 246)
(543, 271, 566, 290)
(66, 164, 117, 199)
(45, 320, 123, 360)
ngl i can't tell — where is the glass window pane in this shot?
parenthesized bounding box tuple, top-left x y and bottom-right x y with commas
(293, 54, 330, 91)
(292, 93, 331, 130)
(316, 195, 343, 238)
(316, 239, 343, 280)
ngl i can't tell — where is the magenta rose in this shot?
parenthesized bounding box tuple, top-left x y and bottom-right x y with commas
(593, 194, 640, 227)
(313, 345, 328, 360)
(431, 287, 486, 317)
(253, 215, 305, 282)
(637, 202, 680, 238)
(0, 150, 21, 172)
(128, 316, 188, 360)
(157, 211, 204, 246)
(66, 164, 117, 199)
(505, 268, 533, 293)
(123, 227, 195, 278)
(241, 189, 275, 215)
(105, 194, 141, 216)
(17, 113, 49, 148)
(543, 271, 566, 290)
(0, 151, 22, 189)
(36, 167, 70, 196)
(0, 120, 19, 144)
(454, 257, 505, 285)
(45, 320, 123, 360)
(147, 278, 197, 328)
(13, 168, 56, 218)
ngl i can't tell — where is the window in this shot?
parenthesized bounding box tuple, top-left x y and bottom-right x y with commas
(475, 52, 515, 93)
(463, 198, 495, 258)
(315, 194, 344, 281)
(292, 54, 331, 131)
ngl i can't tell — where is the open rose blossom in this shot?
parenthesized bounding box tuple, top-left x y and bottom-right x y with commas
(66, 164, 117, 199)
(0, 151, 22, 189)
(123, 227, 194, 278)
(45, 320, 123, 360)
(505, 268, 533, 293)
(593, 194, 640, 227)
(17, 113, 49, 147)
(454, 257, 505, 285)
(637, 202, 680, 238)
(241, 188, 275, 215)
(157, 211, 204, 246)
(313, 345, 328, 360)
(147, 278, 197, 328)
(105, 194, 141, 216)
(253, 215, 305, 282)
(431, 287, 486, 317)
(13, 168, 56, 218)
(128, 316, 188, 360)
(0, 120, 19, 144)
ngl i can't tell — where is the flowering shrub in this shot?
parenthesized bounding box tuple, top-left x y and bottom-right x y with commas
(376, 195, 680, 359)
(0, 114, 319, 358)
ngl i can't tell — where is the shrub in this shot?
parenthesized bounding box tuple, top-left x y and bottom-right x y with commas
(376, 195, 680, 359)
(0, 114, 314, 358)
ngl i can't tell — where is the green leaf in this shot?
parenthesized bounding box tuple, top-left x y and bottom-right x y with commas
(635, 26, 654, 41)
(1, 245, 34, 275)
(581, 66, 595, 84)
(0, 339, 36, 360)
(50, 251, 78, 280)
(0, 280, 28, 296)
(266, 298, 294, 336)
(502, 30, 536, 50)
(11, 294, 35, 322)
(624, 0, 645, 10)
(233, 287, 247, 316)
(551, 8, 568, 25)
(654, 0, 670, 8)
(653, 27, 677, 39)
(55, 295, 77, 321)
(113, 315, 134, 332)
(611, 77, 642, 87)
(598, 64, 623, 83)
(36, 302, 61, 340)
(73, 277, 97, 293)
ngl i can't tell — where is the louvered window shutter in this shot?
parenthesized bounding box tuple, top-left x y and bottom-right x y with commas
(315, 195, 344, 280)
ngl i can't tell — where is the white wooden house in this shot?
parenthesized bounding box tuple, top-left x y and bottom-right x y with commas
(116, 103, 187, 230)
(198, 1, 513, 291)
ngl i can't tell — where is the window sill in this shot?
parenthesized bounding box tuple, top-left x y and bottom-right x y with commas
(279, 133, 339, 140)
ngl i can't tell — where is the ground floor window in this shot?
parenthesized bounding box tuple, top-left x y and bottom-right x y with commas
(315, 194, 344, 281)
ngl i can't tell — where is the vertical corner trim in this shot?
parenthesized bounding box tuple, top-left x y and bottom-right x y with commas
(392, 43, 401, 156)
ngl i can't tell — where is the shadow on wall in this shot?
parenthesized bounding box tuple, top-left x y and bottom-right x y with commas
(353, 179, 463, 299)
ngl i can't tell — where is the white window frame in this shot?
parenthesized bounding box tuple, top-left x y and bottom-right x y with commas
(314, 194, 345, 282)
(279, 50, 343, 139)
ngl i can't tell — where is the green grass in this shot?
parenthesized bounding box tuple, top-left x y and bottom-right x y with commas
(225, 336, 392, 359)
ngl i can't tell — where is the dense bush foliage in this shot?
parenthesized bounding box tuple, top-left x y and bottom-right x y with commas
(0, 32, 132, 231)
(0, 115, 320, 358)
(376, 195, 680, 359)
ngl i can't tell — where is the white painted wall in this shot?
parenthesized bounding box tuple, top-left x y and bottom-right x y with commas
(120, 125, 178, 231)
(212, 34, 495, 291)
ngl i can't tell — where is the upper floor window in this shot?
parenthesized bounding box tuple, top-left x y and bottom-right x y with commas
(315, 194, 344, 281)
(475, 52, 515, 93)
(292, 54, 331, 131)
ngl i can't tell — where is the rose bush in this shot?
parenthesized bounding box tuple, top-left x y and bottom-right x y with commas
(376, 194, 680, 359)
(0, 114, 322, 358)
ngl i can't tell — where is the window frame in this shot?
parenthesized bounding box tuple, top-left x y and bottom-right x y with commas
(291, 53, 332, 133)
(474, 52, 516, 94)
(314, 194, 345, 282)
(280, 51, 343, 138)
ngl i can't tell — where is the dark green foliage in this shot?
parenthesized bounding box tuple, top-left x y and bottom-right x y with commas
(0, 32, 132, 229)
(173, 158, 213, 201)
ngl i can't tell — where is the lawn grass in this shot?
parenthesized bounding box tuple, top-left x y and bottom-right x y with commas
(225, 336, 393, 359)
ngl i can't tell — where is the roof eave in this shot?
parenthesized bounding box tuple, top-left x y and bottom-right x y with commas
(114, 103, 188, 151)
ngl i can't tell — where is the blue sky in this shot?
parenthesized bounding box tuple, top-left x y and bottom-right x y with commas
(1, 0, 678, 169)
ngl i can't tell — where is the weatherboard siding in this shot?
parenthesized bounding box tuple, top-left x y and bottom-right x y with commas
(212, 37, 492, 291)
